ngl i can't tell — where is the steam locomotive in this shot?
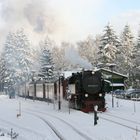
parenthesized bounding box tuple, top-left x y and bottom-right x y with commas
(67, 70, 106, 113)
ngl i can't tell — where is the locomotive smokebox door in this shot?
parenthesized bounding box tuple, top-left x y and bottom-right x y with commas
(82, 71, 101, 94)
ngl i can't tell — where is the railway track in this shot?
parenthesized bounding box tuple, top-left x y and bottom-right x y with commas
(0, 117, 46, 140)
(24, 111, 65, 140)
(103, 113, 140, 125)
(25, 109, 94, 140)
(99, 113, 140, 132)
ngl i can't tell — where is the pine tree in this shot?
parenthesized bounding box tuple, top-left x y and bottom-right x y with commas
(137, 31, 140, 49)
(38, 38, 54, 81)
(119, 24, 135, 86)
(15, 30, 30, 66)
(131, 30, 140, 86)
(100, 23, 120, 48)
(3, 29, 32, 87)
(99, 23, 120, 64)
(120, 25, 134, 68)
(4, 32, 17, 86)
(14, 29, 32, 82)
(0, 54, 7, 92)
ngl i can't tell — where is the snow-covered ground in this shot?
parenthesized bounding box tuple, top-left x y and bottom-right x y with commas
(0, 94, 140, 140)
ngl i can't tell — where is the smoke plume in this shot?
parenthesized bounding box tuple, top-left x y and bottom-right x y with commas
(65, 47, 92, 69)
(0, 0, 103, 51)
(0, 0, 61, 50)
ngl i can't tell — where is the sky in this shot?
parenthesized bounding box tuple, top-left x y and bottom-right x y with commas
(0, 0, 140, 48)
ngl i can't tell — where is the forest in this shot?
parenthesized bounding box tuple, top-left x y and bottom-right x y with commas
(0, 23, 140, 92)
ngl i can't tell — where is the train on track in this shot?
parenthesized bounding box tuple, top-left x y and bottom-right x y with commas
(18, 70, 106, 113)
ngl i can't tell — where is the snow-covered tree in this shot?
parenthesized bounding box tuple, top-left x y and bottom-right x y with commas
(14, 29, 32, 82)
(136, 30, 140, 48)
(118, 24, 135, 86)
(120, 25, 134, 68)
(3, 29, 32, 87)
(102, 43, 119, 63)
(38, 37, 54, 81)
(0, 54, 7, 92)
(133, 30, 140, 67)
(130, 30, 140, 87)
(4, 32, 18, 86)
(99, 23, 120, 64)
(100, 23, 120, 47)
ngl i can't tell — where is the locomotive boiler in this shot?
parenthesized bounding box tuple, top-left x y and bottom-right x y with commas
(67, 70, 106, 113)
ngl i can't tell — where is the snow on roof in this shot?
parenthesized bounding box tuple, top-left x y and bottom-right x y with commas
(104, 79, 111, 84)
(111, 83, 124, 87)
(101, 68, 128, 78)
(104, 80, 124, 87)
(93, 67, 100, 72)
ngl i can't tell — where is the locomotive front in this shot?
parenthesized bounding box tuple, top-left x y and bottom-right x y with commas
(69, 70, 106, 113)
(82, 70, 103, 96)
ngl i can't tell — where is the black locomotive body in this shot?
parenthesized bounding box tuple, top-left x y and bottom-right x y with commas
(68, 70, 106, 113)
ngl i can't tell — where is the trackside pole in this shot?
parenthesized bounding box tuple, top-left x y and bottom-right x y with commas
(135, 126, 138, 140)
(17, 101, 21, 118)
(94, 105, 99, 125)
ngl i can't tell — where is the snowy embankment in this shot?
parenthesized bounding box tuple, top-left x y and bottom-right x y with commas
(0, 94, 140, 140)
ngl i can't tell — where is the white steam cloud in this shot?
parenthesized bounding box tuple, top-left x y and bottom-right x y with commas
(65, 47, 92, 69)
(0, 0, 104, 51)
(0, 0, 57, 47)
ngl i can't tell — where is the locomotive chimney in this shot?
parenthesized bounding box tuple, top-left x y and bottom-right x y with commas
(82, 68, 85, 78)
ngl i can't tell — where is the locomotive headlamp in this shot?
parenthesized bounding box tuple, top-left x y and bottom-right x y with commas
(92, 71, 95, 74)
(99, 93, 102, 97)
(85, 94, 88, 97)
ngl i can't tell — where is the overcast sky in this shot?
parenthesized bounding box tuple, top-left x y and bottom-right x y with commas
(0, 0, 140, 47)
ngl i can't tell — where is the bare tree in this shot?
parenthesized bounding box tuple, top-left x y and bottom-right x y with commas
(77, 36, 99, 66)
